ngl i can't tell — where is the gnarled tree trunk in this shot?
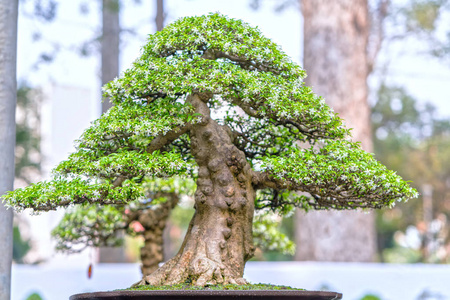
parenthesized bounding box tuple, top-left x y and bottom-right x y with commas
(295, 0, 376, 262)
(139, 95, 255, 286)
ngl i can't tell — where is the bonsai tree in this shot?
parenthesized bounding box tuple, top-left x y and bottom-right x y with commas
(3, 13, 417, 287)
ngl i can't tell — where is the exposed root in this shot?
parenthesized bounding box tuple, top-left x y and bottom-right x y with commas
(133, 251, 248, 287)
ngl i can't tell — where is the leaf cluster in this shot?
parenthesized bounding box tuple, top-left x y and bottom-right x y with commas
(261, 140, 418, 211)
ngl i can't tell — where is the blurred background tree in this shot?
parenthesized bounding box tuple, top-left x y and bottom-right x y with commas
(15, 84, 42, 188)
(13, 225, 32, 264)
(370, 0, 450, 263)
(12, 83, 42, 265)
(372, 84, 450, 263)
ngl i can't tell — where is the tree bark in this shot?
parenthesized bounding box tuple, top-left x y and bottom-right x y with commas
(0, 1, 18, 299)
(99, 0, 125, 263)
(129, 193, 179, 276)
(138, 95, 255, 286)
(295, 0, 376, 262)
(155, 0, 165, 32)
(101, 0, 120, 113)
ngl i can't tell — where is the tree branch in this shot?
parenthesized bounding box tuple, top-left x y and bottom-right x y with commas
(251, 170, 396, 210)
(146, 124, 192, 153)
(252, 171, 295, 190)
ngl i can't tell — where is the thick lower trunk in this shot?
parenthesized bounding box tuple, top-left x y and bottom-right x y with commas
(138, 95, 255, 286)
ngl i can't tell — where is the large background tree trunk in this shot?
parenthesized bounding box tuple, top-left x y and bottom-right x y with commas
(0, 0, 18, 299)
(295, 0, 376, 262)
(101, 0, 120, 113)
(155, 0, 165, 32)
(99, 0, 125, 263)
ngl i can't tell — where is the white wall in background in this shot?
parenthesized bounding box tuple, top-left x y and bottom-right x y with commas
(11, 262, 450, 300)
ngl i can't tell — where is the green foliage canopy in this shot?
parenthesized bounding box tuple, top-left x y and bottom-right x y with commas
(2, 13, 417, 213)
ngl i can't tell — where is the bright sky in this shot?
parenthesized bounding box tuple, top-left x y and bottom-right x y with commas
(17, 0, 450, 117)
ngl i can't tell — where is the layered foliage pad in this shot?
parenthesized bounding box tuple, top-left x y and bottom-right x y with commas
(51, 177, 195, 253)
(52, 177, 295, 256)
(6, 177, 142, 212)
(2, 13, 417, 214)
(260, 140, 416, 211)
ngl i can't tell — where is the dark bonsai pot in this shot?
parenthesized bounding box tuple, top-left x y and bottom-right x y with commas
(70, 290, 343, 300)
